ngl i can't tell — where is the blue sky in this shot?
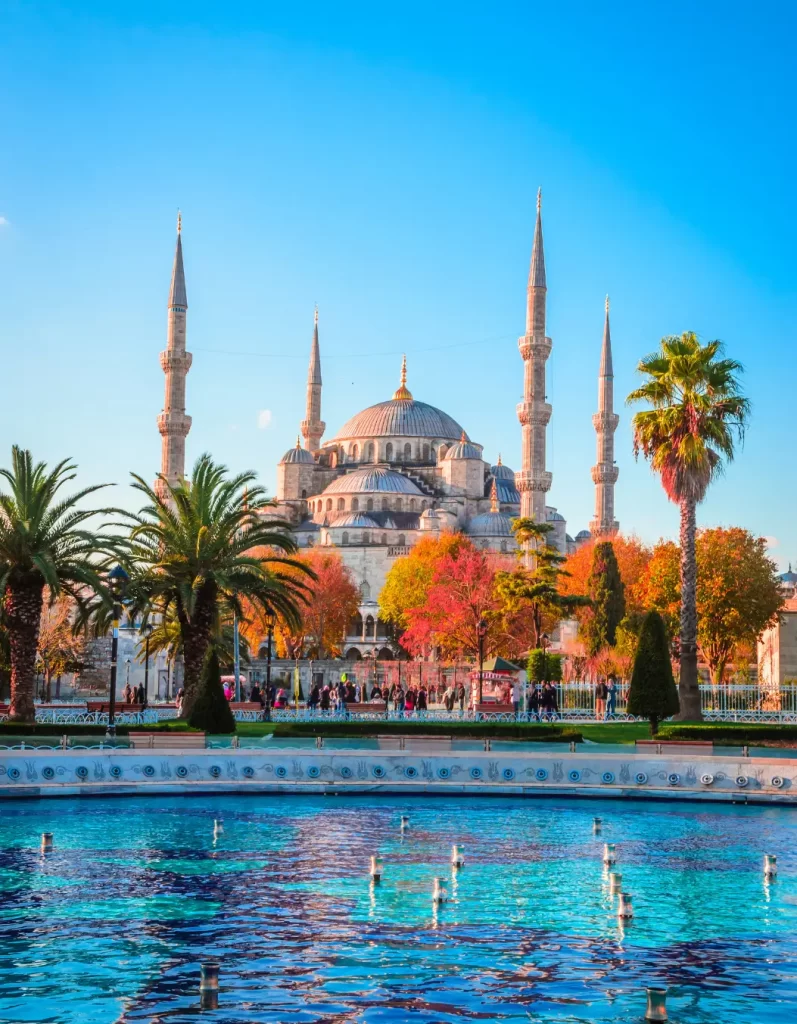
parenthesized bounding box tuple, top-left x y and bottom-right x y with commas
(1, 1, 795, 564)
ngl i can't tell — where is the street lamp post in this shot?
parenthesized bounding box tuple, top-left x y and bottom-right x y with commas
(106, 565, 130, 740)
(477, 617, 488, 709)
(264, 609, 276, 722)
(142, 624, 153, 704)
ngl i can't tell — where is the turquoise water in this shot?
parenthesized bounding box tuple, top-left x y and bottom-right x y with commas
(1, 796, 796, 1022)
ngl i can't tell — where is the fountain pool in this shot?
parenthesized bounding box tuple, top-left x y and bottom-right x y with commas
(1, 794, 796, 1022)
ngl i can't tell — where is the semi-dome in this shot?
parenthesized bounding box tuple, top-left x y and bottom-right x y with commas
(468, 511, 514, 537)
(330, 512, 380, 529)
(321, 467, 424, 496)
(547, 510, 566, 522)
(279, 438, 315, 465)
(576, 529, 592, 541)
(420, 507, 440, 519)
(444, 434, 482, 460)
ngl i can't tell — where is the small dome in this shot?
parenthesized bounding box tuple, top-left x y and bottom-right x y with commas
(547, 510, 566, 522)
(321, 467, 424, 496)
(444, 433, 482, 461)
(468, 511, 514, 537)
(566, 533, 575, 543)
(576, 529, 592, 541)
(490, 457, 514, 480)
(421, 507, 440, 519)
(330, 512, 380, 529)
(280, 439, 314, 465)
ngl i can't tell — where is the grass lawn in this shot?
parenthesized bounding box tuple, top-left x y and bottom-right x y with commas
(577, 723, 651, 744)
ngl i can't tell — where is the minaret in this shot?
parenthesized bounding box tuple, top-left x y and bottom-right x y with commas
(515, 188, 553, 522)
(156, 212, 192, 499)
(300, 306, 325, 451)
(590, 295, 620, 535)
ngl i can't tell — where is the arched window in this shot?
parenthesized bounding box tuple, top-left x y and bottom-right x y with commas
(438, 445, 448, 460)
(420, 500, 426, 511)
(481, 540, 489, 549)
(363, 531, 370, 544)
(365, 615, 375, 638)
(404, 442, 412, 460)
(342, 532, 349, 545)
(337, 498, 345, 511)
(366, 498, 374, 511)
(385, 443, 393, 461)
(500, 539, 508, 553)
(326, 499, 332, 511)
(317, 500, 322, 513)
(382, 498, 389, 511)
(376, 618, 388, 638)
(351, 498, 359, 511)
(351, 444, 359, 462)
(409, 498, 416, 511)
(381, 533, 387, 545)
(365, 441, 374, 461)
(430, 445, 436, 461)
(301, 489, 307, 499)
(348, 612, 363, 636)
(360, 581, 371, 600)
(423, 444, 430, 461)
(397, 533, 406, 545)
(395, 498, 403, 512)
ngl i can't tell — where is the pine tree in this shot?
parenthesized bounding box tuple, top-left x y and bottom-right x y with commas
(582, 541, 626, 656)
(187, 648, 236, 734)
(626, 610, 680, 734)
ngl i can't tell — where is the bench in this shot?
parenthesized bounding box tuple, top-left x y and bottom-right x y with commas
(476, 703, 515, 714)
(128, 731, 207, 749)
(636, 739, 714, 755)
(346, 702, 387, 714)
(229, 702, 263, 712)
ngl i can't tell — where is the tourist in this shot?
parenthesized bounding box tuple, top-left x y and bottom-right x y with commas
(135, 683, 146, 706)
(223, 679, 232, 701)
(370, 683, 383, 700)
(606, 676, 618, 718)
(457, 683, 466, 712)
(511, 677, 521, 718)
(394, 686, 405, 715)
(123, 681, 133, 704)
(337, 679, 348, 712)
(417, 686, 428, 712)
(595, 677, 608, 720)
(540, 681, 558, 720)
(354, 683, 362, 702)
(345, 680, 356, 703)
(308, 683, 320, 710)
(319, 686, 331, 711)
(528, 684, 540, 720)
(405, 687, 416, 713)
(273, 687, 287, 709)
(443, 685, 455, 712)
(175, 687, 185, 715)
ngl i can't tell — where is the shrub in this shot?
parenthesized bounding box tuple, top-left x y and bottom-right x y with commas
(187, 649, 236, 733)
(626, 610, 679, 734)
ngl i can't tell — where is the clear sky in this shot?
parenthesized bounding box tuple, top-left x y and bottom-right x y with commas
(1, 1, 795, 564)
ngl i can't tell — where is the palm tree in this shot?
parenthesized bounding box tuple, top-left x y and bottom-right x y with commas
(0, 447, 113, 722)
(628, 333, 749, 719)
(119, 454, 312, 719)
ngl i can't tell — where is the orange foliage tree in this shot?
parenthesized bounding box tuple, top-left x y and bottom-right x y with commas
(561, 534, 652, 615)
(238, 549, 360, 660)
(400, 541, 508, 661)
(378, 532, 472, 632)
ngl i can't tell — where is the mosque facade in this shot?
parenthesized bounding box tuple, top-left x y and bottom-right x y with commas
(158, 196, 620, 659)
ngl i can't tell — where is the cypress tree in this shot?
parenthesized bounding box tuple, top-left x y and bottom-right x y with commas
(626, 610, 680, 734)
(187, 648, 236, 734)
(583, 541, 626, 655)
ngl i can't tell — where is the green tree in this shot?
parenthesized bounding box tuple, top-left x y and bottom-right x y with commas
(628, 333, 749, 720)
(626, 610, 680, 734)
(188, 647, 235, 733)
(120, 454, 312, 721)
(527, 649, 562, 683)
(581, 541, 626, 656)
(0, 447, 113, 722)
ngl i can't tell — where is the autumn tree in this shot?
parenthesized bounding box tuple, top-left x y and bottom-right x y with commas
(561, 534, 651, 616)
(401, 542, 502, 660)
(378, 533, 470, 631)
(641, 528, 782, 685)
(281, 550, 360, 658)
(580, 541, 626, 656)
(37, 594, 86, 701)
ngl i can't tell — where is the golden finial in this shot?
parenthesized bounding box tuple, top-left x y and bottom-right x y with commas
(460, 431, 467, 442)
(392, 354, 412, 400)
(177, 209, 182, 234)
(605, 294, 610, 314)
(497, 453, 502, 466)
(490, 478, 499, 513)
(536, 187, 542, 213)
(296, 435, 301, 448)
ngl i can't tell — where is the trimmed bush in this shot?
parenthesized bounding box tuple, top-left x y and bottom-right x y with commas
(186, 649, 236, 734)
(658, 723, 797, 744)
(626, 610, 680, 734)
(268, 720, 581, 741)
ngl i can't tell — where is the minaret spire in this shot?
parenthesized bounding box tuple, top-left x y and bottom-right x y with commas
(516, 187, 553, 522)
(156, 213, 192, 499)
(590, 295, 619, 536)
(301, 306, 325, 451)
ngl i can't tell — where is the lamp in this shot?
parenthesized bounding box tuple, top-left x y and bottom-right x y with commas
(264, 608, 276, 722)
(106, 565, 130, 739)
(477, 616, 488, 709)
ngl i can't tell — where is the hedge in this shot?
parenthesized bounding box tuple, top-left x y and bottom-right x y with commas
(658, 723, 797, 744)
(269, 721, 582, 741)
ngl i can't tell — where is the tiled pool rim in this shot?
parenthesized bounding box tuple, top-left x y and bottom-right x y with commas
(2, 748, 796, 803)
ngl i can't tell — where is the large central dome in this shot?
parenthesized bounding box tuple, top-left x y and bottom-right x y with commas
(330, 354, 466, 442)
(332, 399, 466, 442)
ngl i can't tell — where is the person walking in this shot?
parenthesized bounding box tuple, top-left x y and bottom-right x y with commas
(511, 677, 521, 719)
(320, 686, 331, 712)
(122, 681, 133, 705)
(606, 676, 617, 719)
(457, 683, 466, 713)
(417, 686, 428, 712)
(528, 683, 540, 720)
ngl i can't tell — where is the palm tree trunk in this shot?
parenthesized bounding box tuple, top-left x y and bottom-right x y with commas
(178, 585, 218, 719)
(6, 579, 44, 723)
(675, 497, 702, 720)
